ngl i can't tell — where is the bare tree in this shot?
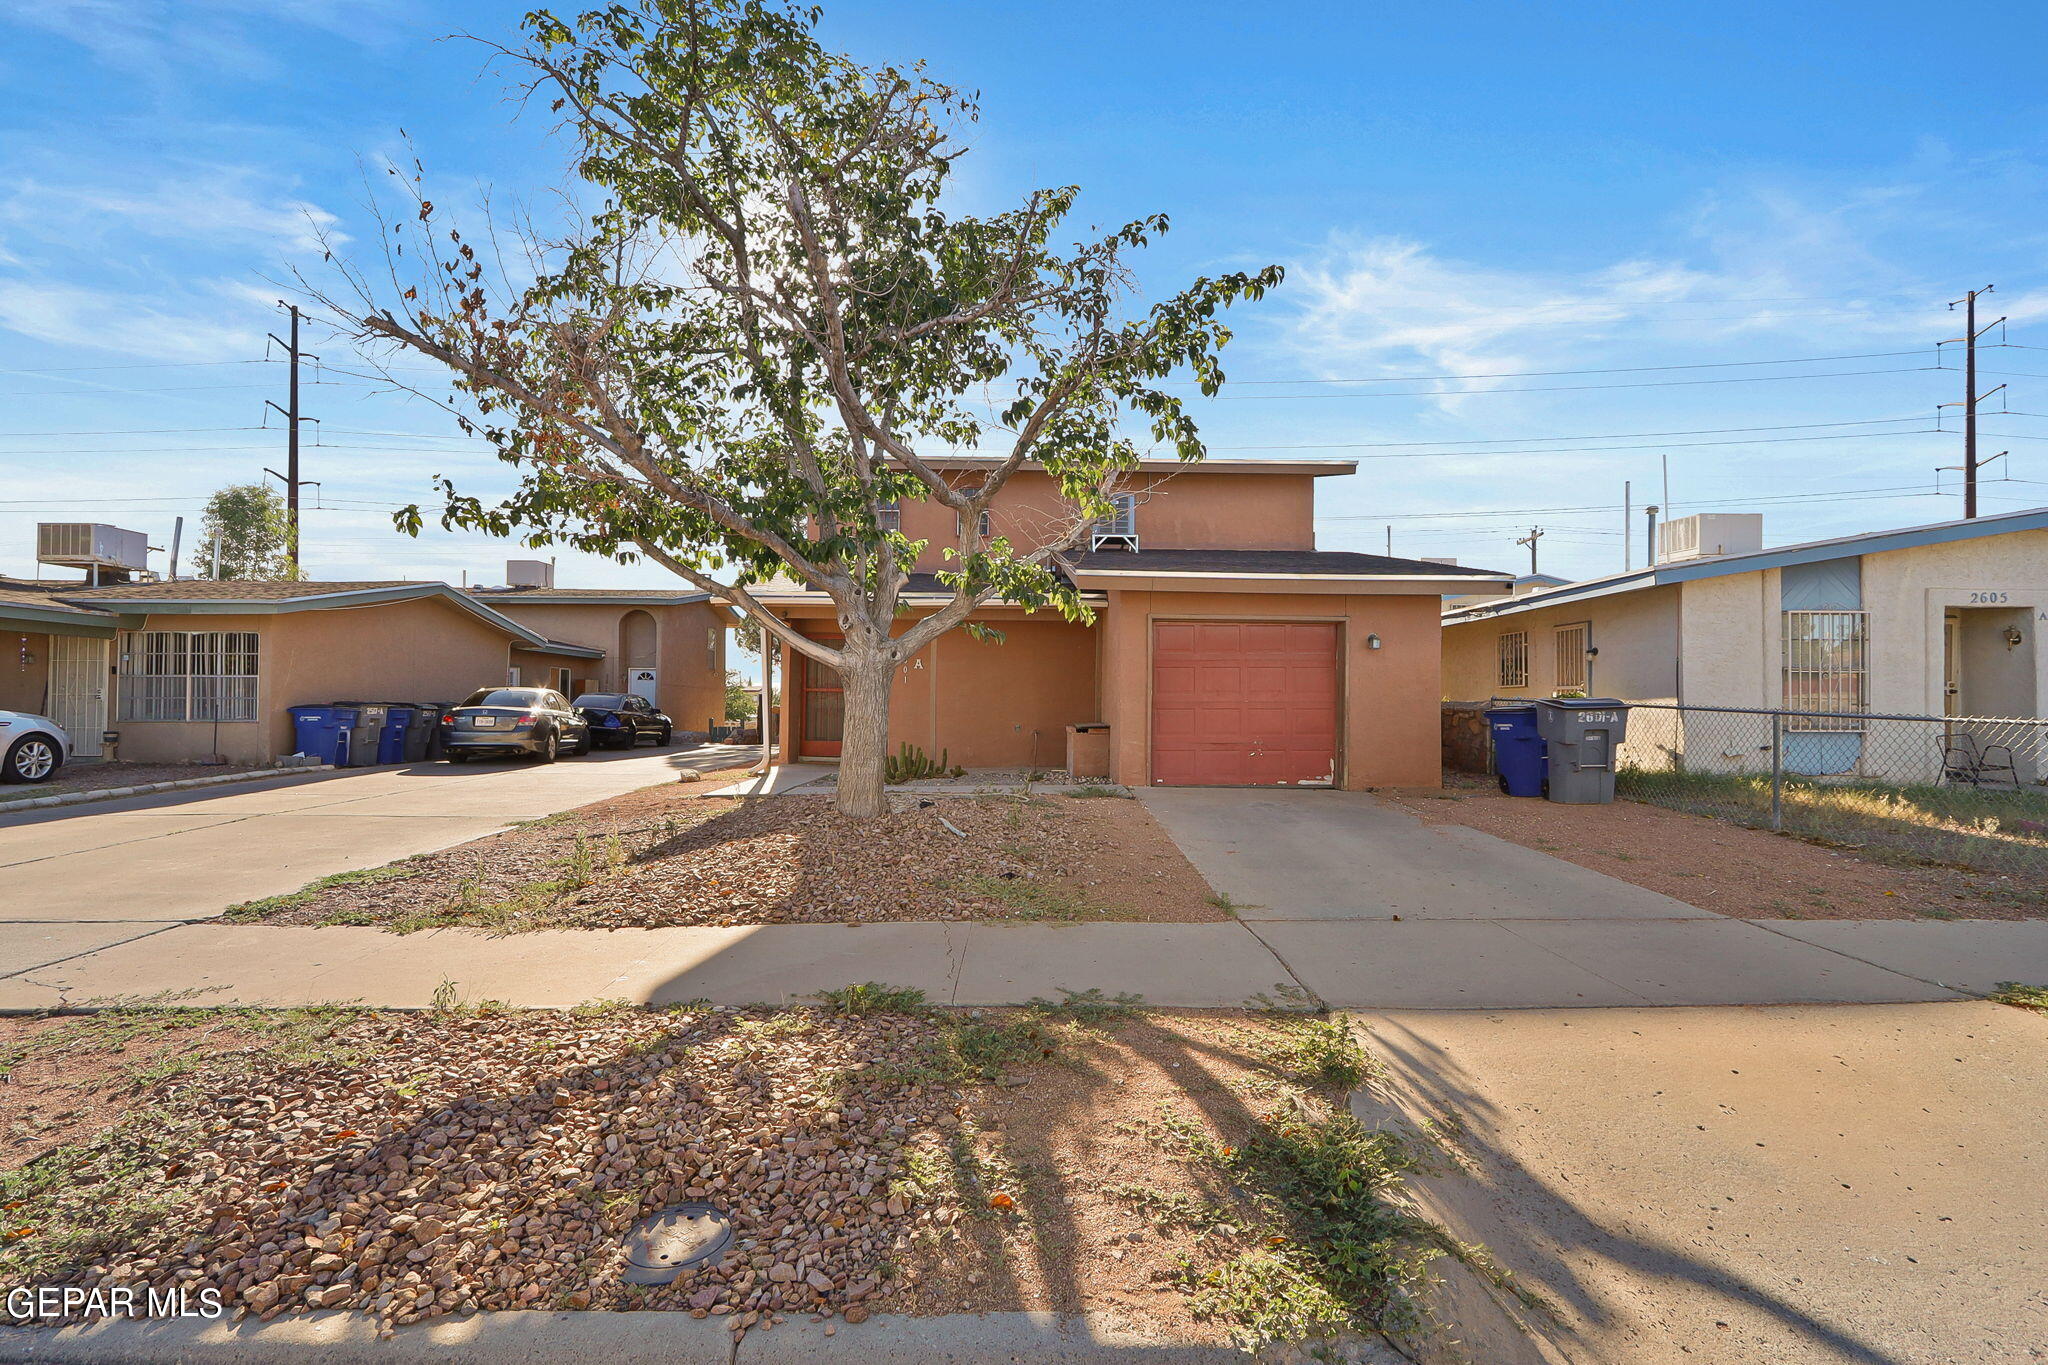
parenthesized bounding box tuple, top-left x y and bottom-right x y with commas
(308, 0, 1278, 816)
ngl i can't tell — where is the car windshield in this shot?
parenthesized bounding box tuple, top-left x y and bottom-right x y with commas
(459, 688, 543, 709)
(573, 694, 626, 709)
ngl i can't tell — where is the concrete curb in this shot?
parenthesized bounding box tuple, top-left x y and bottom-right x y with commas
(0, 762, 332, 813)
(2, 1309, 1336, 1363)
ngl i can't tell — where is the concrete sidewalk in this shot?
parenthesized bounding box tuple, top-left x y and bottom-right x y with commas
(6, 914, 2039, 1012)
(0, 746, 758, 935)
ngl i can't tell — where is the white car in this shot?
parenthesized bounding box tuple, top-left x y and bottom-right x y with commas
(0, 710, 69, 783)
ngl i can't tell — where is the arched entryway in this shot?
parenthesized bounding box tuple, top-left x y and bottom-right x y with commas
(620, 609, 659, 703)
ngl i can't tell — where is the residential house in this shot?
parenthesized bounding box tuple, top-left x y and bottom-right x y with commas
(756, 459, 1512, 788)
(0, 558, 727, 766)
(1440, 507, 2048, 782)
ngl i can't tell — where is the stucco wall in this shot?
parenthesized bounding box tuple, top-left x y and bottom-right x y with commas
(1101, 589, 1444, 789)
(1860, 528, 2048, 718)
(483, 600, 729, 733)
(892, 469, 1320, 572)
(777, 612, 1099, 768)
(1442, 584, 1682, 704)
(112, 598, 516, 764)
(1, 628, 51, 712)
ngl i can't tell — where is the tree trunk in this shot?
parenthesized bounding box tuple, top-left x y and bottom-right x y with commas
(833, 646, 897, 818)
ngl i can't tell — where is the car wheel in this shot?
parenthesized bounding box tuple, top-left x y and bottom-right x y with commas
(447, 750, 471, 764)
(1, 733, 61, 783)
(569, 729, 591, 756)
(537, 731, 559, 764)
(657, 724, 673, 747)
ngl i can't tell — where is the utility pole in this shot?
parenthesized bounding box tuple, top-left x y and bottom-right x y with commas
(265, 303, 319, 573)
(1385, 525, 1392, 556)
(1944, 285, 2005, 519)
(1515, 525, 1545, 576)
(1623, 480, 1632, 571)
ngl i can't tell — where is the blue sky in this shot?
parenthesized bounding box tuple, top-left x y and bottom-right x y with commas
(4, 0, 2048, 591)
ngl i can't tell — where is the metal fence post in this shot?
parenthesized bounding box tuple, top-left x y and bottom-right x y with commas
(1769, 710, 1784, 832)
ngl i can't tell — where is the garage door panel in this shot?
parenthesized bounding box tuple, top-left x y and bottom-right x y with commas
(1151, 621, 1339, 787)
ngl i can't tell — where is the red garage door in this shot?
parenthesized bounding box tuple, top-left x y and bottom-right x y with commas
(1151, 621, 1339, 786)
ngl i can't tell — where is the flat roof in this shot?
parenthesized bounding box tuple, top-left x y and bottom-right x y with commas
(910, 456, 1357, 477)
(1443, 504, 2048, 625)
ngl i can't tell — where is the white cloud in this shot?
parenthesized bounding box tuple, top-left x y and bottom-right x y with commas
(0, 279, 263, 359)
(3, 0, 399, 79)
(1, 167, 345, 255)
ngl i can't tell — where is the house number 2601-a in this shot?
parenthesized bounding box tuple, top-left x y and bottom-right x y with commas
(1968, 591, 2010, 603)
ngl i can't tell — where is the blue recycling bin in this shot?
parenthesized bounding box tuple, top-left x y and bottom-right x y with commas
(288, 705, 349, 766)
(1485, 703, 1548, 798)
(378, 707, 414, 764)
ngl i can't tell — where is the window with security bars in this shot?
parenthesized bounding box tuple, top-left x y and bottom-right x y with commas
(1552, 622, 1589, 694)
(1782, 610, 1867, 730)
(118, 630, 259, 722)
(875, 500, 901, 533)
(1497, 630, 1530, 688)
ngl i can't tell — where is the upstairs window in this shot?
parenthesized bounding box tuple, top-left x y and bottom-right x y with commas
(1496, 630, 1530, 688)
(956, 509, 992, 538)
(875, 500, 901, 534)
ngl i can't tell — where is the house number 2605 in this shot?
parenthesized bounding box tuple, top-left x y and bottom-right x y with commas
(1968, 591, 2010, 603)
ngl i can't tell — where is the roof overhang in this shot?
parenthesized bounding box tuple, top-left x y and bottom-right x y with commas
(0, 603, 118, 637)
(513, 638, 607, 659)
(1073, 569, 1515, 596)
(74, 583, 571, 653)
(478, 591, 714, 607)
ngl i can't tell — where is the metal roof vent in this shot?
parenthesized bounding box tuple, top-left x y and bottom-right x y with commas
(621, 1203, 734, 1285)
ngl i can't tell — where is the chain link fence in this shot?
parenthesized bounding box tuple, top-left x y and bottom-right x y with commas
(1615, 703, 2048, 884)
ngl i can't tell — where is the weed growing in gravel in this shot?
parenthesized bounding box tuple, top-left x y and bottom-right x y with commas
(1024, 987, 1145, 1025)
(0, 1006, 367, 1084)
(1104, 1183, 1241, 1236)
(1063, 785, 1133, 799)
(953, 873, 1101, 921)
(1256, 1017, 1374, 1092)
(220, 862, 424, 921)
(1990, 981, 2048, 1012)
(814, 983, 930, 1015)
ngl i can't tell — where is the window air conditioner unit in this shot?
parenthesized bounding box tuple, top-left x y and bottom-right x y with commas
(1090, 495, 1139, 552)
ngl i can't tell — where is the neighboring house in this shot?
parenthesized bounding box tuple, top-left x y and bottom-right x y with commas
(756, 459, 1512, 788)
(1, 580, 123, 757)
(1441, 507, 2048, 779)
(25, 580, 604, 766)
(470, 567, 728, 732)
(1442, 571, 1570, 611)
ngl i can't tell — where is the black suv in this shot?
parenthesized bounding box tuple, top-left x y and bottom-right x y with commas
(573, 693, 675, 748)
(441, 687, 591, 762)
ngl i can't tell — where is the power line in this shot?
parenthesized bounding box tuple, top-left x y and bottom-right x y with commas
(1183, 347, 1952, 387)
(1210, 365, 1938, 401)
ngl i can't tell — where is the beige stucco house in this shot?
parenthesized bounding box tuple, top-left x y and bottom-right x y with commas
(1441, 507, 2048, 782)
(0, 570, 727, 767)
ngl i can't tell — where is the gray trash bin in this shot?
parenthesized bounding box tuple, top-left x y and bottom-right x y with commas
(1533, 698, 1629, 804)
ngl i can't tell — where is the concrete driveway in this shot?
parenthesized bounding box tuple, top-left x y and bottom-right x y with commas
(1138, 787, 2048, 1009)
(0, 745, 757, 975)
(1360, 1001, 2048, 1365)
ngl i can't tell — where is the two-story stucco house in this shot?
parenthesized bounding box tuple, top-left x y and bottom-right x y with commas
(755, 458, 1513, 789)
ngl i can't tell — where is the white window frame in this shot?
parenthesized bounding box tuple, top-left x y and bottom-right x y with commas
(1552, 622, 1589, 695)
(875, 499, 901, 534)
(507, 665, 523, 686)
(955, 509, 991, 538)
(117, 630, 260, 722)
(1497, 630, 1530, 688)
(1092, 493, 1140, 550)
(1782, 609, 1868, 731)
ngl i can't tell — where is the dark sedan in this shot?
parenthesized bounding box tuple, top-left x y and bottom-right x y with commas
(441, 687, 590, 762)
(573, 693, 675, 748)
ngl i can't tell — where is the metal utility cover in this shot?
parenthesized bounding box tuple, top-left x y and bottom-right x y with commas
(621, 1203, 733, 1285)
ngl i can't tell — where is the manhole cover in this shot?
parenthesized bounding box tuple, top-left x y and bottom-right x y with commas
(621, 1203, 734, 1285)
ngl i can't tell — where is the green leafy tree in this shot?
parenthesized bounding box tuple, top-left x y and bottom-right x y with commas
(311, 0, 1276, 815)
(198, 483, 297, 580)
(724, 670, 757, 723)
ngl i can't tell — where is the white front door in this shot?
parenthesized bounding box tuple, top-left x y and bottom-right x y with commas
(48, 635, 109, 757)
(628, 668, 659, 705)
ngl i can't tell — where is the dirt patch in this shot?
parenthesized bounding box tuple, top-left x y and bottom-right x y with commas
(0, 1004, 1440, 1355)
(228, 790, 1224, 931)
(1383, 774, 2042, 920)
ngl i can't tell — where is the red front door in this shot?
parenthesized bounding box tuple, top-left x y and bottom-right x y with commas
(1150, 621, 1339, 786)
(799, 654, 844, 758)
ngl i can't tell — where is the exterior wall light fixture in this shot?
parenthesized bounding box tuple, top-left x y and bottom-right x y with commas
(1366, 633, 1383, 650)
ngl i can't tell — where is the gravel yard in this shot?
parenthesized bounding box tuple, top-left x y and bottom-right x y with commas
(0, 1001, 1445, 1355)
(1384, 773, 2045, 920)
(227, 787, 1224, 931)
